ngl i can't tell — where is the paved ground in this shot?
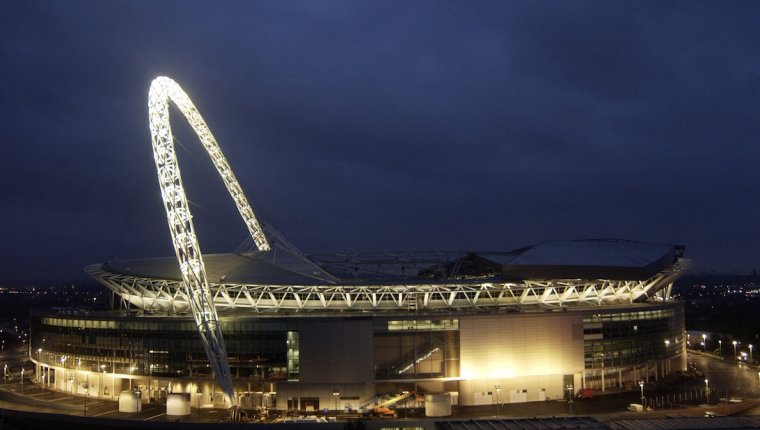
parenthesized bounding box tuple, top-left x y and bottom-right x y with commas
(2, 349, 759, 424)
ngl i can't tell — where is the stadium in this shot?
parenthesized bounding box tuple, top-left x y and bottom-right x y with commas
(29, 77, 692, 416)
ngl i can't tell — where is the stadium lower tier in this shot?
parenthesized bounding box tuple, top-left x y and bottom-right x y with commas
(30, 301, 685, 410)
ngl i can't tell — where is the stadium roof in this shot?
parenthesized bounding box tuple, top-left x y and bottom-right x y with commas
(99, 239, 683, 285)
(498, 240, 683, 281)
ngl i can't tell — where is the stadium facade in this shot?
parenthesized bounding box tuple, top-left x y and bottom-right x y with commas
(29, 77, 692, 413)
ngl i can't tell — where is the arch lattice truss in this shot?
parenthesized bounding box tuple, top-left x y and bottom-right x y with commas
(148, 76, 268, 407)
(88, 258, 692, 313)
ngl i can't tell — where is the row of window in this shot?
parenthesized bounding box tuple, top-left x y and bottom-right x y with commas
(582, 308, 675, 324)
(42, 317, 292, 332)
(375, 319, 460, 332)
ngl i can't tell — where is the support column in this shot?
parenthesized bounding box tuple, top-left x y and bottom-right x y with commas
(601, 370, 605, 392)
(618, 369, 622, 389)
(646, 365, 649, 383)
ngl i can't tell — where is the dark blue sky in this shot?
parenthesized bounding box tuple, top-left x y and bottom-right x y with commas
(1, 1, 759, 282)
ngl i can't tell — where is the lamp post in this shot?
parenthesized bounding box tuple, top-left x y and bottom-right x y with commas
(704, 379, 709, 405)
(494, 385, 500, 419)
(402, 390, 408, 419)
(333, 389, 340, 415)
(196, 387, 202, 422)
(733, 340, 738, 359)
(83, 381, 89, 417)
(750, 344, 754, 362)
(701, 342, 705, 353)
(719, 340, 722, 356)
(129, 366, 134, 393)
(639, 381, 645, 407)
(702, 334, 707, 353)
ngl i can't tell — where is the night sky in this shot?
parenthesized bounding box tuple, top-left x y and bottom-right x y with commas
(1, 2, 759, 282)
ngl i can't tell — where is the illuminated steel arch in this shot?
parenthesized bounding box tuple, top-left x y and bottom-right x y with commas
(148, 76, 266, 407)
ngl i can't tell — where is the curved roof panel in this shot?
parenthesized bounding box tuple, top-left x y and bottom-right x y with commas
(497, 240, 681, 280)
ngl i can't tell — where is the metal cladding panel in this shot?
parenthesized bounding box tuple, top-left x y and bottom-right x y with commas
(298, 319, 374, 384)
(499, 240, 678, 280)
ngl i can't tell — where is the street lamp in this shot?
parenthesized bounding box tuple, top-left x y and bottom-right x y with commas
(702, 334, 707, 353)
(333, 389, 340, 415)
(494, 385, 501, 418)
(196, 387, 202, 422)
(704, 379, 709, 405)
(402, 390, 409, 419)
(701, 342, 705, 353)
(83, 381, 89, 417)
(129, 366, 135, 393)
(719, 340, 722, 356)
(733, 340, 738, 359)
(639, 381, 645, 407)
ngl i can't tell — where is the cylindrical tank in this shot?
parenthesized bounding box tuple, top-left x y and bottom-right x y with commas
(425, 393, 451, 417)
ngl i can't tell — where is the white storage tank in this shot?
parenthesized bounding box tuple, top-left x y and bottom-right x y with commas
(119, 391, 142, 413)
(167, 392, 192, 415)
(425, 393, 451, 417)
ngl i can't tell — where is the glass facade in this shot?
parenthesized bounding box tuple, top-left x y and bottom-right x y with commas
(31, 302, 685, 390)
(31, 313, 296, 381)
(583, 304, 685, 369)
(373, 319, 460, 380)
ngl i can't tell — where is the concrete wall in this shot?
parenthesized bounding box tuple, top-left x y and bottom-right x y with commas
(458, 312, 584, 405)
(276, 319, 374, 410)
